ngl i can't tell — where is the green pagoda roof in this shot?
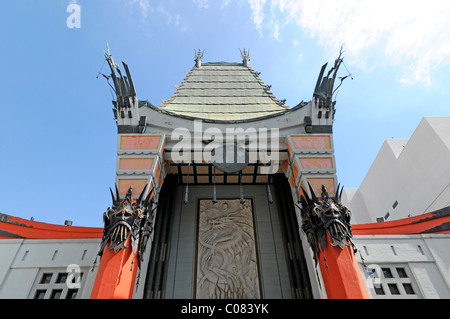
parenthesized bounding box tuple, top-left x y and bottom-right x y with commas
(158, 60, 289, 121)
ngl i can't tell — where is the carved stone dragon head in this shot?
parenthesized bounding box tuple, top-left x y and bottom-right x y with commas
(299, 183, 355, 266)
(98, 184, 156, 267)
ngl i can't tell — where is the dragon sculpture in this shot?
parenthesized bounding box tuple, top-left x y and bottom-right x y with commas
(96, 184, 156, 270)
(299, 183, 356, 267)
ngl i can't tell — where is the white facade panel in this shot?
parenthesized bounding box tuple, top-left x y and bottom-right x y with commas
(0, 268, 38, 299)
(344, 117, 450, 224)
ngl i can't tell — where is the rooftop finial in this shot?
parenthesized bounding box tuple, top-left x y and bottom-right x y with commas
(105, 42, 118, 69)
(240, 48, 250, 67)
(195, 49, 204, 68)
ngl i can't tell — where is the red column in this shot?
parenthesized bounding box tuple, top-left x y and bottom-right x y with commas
(317, 235, 369, 299)
(90, 237, 139, 299)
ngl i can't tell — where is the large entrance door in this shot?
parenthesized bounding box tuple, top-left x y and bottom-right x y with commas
(143, 174, 313, 299)
(196, 198, 260, 299)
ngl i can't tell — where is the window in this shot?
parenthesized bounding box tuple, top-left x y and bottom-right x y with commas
(66, 289, 78, 299)
(50, 289, 63, 299)
(382, 268, 393, 278)
(374, 286, 385, 295)
(40, 273, 52, 284)
(388, 283, 400, 295)
(403, 283, 415, 295)
(34, 290, 47, 299)
(396, 267, 408, 278)
(366, 264, 421, 299)
(56, 272, 68, 284)
(29, 268, 86, 299)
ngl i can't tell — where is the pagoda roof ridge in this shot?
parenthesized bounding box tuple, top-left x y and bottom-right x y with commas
(201, 61, 243, 66)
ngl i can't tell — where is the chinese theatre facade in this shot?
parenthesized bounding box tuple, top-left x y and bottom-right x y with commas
(89, 48, 369, 299)
(2, 49, 450, 300)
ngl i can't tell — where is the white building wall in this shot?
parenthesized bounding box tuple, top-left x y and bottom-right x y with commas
(0, 232, 448, 299)
(354, 234, 450, 299)
(0, 238, 100, 299)
(343, 117, 450, 224)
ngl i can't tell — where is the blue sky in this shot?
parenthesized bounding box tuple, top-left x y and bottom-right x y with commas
(0, 0, 449, 227)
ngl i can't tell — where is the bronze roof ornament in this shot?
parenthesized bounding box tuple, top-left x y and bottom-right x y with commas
(240, 48, 250, 67)
(195, 49, 204, 68)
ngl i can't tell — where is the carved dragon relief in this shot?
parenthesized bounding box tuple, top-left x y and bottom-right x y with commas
(298, 183, 356, 268)
(96, 185, 157, 270)
(196, 199, 260, 299)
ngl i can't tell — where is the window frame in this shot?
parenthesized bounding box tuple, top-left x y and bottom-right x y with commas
(29, 268, 85, 299)
(366, 264, 421, 299)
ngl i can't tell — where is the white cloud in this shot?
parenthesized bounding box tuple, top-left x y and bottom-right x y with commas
(124, 0, 187, 32)
(248, 0, 267, 30)
(221, 0, 233, 9)
(125, 0, 153, 20)
(193, 0, 210, 9)
(273, 23, 279, 40)
(249, 0, 450, 86)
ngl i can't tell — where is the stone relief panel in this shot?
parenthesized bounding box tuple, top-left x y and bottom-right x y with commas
(196, 199, 260, 299)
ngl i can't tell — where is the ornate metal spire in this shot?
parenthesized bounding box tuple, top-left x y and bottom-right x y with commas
(313, 45, 350, 111)
(240, 48, 250, 67)
(195, 49, 204, 68)
(101, 44, 138, 123)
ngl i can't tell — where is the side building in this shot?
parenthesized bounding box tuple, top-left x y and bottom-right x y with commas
(344, 116, 450, 299)
(0, 213, 102, 299)
(343, 116, 450, 224)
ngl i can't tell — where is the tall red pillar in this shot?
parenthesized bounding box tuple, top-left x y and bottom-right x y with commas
(90, 181, 159, 299)
(90, 237, 139, 299)
(318, 235, 369, 299)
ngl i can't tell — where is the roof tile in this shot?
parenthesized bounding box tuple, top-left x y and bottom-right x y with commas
(159, 62, 287, 121)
